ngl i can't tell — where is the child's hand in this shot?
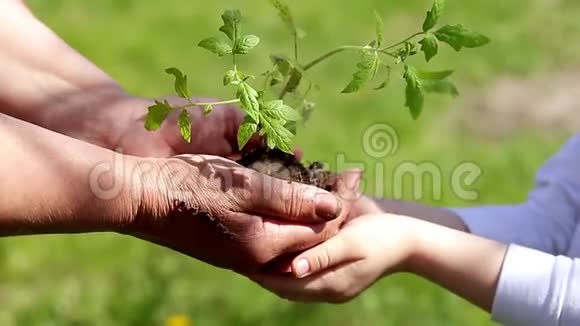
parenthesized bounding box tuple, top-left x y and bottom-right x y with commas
(249, 197, 417, 303)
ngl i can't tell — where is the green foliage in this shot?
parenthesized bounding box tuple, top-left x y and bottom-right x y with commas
(419, 33, 439, 62)
(417, 69, 454, 80)
(145, 0, 489, 151)
(269, 0, 298, 37)
(434, 24, 491, 51)
(374, 65, 391, 90)
(237, 116, 258, 149)
(165, 68, 190, 99)
(145, 100, 173, 131)
(198, 37, 233, 56)
(423, 79, 459, 97)
(261, 117, 293, 153)
(342, 50, 381, 93)
(236, 82, 261, 123)
(374, 10, 384, 47)
(234, 35, 260, 54)
(423, 0, 444, 32)
(178, 109, 192, 143)
(262, 100, 301, 122)
(403, 65, 424, 120)
(219, 9, 242, 41)
(270, 55, 293, 76)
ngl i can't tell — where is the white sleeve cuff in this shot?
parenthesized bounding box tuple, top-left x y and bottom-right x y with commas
(491, 244, 580, 326)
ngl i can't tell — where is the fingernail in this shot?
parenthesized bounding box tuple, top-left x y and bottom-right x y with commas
(315, 193, 342, 221)
(294, 259, 310, 278)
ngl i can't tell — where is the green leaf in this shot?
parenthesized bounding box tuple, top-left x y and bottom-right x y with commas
(270, 55, 293, 76)
(423, 0, 445, 32)
(285, 121, 297, 135)
(165, 68, 190, 99)
(374, 65, 391, 90)
(236, 82, 260, 123)
(223, 70, 238, 86)
(269, 0, 298, 37)
(262, 100, 301, 122)
(269, 70, 284, 86)
(178, 109, 192, 143)
(403, 65, 424, 120)
(261, 116, 294, 154)
(285, 68, 303, 93)
(237, 116, 258, 150)
(423, 79, 459, 97)
(374, 11, 384, 47)
(419, 33, 439, 62)
(342, 50, 381, 93)
(219, 9, 243, 41)
(417, 69, 454, 80)
(145, 100, 173, 131)
(197, 37, 233, 56)
(233, 35, 260, 54)
(434, 24, 490, 51)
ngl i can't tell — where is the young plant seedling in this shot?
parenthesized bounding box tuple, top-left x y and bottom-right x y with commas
(145, 0, 489, 156)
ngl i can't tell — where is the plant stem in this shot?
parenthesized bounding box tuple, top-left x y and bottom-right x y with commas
(302, 32, 424, 71)
(293, 34, 299, 61)
(302, 45, 368, 71)
(176, 99, 240, 110)
(276, 33, 423, 100)
(382, 32, 424, 50)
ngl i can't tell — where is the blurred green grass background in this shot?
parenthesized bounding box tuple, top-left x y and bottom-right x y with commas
(1, 0, 579, 324)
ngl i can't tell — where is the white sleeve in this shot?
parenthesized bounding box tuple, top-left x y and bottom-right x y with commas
(451, 135, 580, 255)
(492, 244, 580, 326)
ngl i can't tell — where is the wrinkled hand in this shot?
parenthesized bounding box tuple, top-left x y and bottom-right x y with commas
(249, 196, 417, 303)
(125, 155, 361, 273)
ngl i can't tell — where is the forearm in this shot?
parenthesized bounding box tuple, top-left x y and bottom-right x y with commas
(373, 197, 468, 232)
(0, 113, 138, 235)
(404, 218, 508, 311)
(0, 1, 127, 146)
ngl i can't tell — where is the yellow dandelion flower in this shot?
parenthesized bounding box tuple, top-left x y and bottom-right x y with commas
(165, 314, 191, 326)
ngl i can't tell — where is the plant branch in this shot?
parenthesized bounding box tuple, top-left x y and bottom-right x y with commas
(176, 99, 240, 110)
(382, 32, 424, 50)
(302, 45, 368, 71)
(293, 34, 299, 61)
(302, 32, 424, 72)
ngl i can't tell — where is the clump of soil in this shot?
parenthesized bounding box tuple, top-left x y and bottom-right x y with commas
(237, 147, 333, 191)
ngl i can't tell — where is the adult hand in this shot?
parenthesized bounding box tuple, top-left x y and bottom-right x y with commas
(124, 155, 362, 273)
(43, 94, 250, 159)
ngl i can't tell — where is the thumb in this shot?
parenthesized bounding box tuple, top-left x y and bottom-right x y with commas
(249, 173, 342, 223)
(291, 230, 360, 278)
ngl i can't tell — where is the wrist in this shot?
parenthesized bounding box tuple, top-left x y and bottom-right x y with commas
(73, 151, 144, 233)
(121, 155, 202, 233)
(43, 87, 130, 150)
(398, 217, 439, 275)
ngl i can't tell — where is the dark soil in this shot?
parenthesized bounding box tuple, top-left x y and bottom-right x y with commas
(237, 147, 333, 191)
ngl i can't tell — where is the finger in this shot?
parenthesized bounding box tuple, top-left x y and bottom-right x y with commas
(249, 265, 353, 303)
(291, 229, 362, 278)
(248, 273, 320, 302)
(248, 173, 342, 223)
(292, 148, 304, 160)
